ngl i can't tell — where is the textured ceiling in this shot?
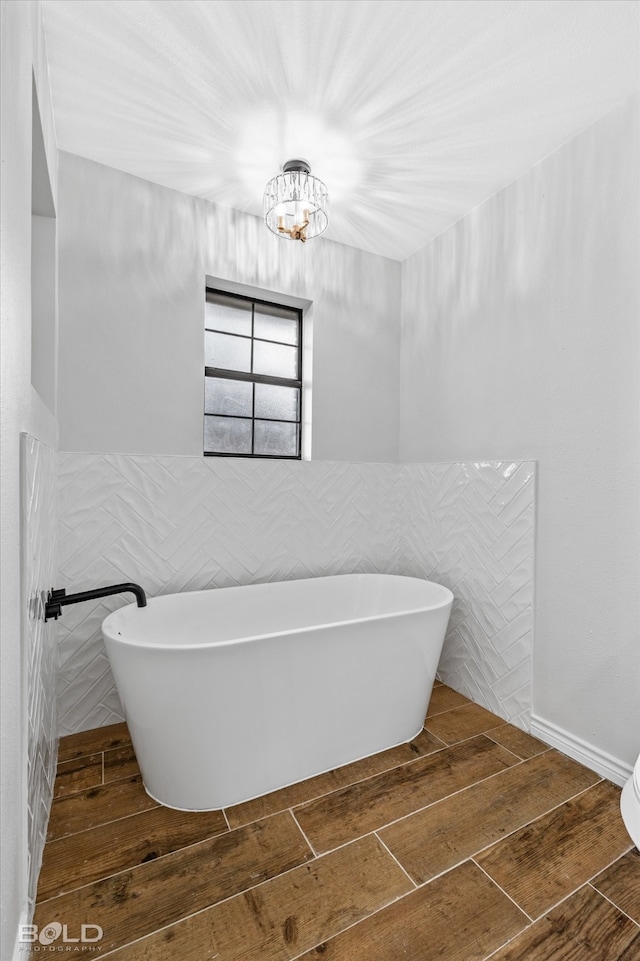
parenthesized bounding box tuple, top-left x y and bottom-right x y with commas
(41, 0, 639, 260)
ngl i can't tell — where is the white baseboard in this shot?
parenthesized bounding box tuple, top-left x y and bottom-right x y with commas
(530, 714, 633, 788)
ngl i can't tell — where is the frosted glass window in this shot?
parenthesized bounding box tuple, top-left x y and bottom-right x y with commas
(204, 416, 252, 454)
(254, 421, 298, 457)
(205, 292, 252, 336)
(205, 378, 252, 417)
(204, 287, 303, 459)
(254, 384, 299, 422)
(254, 304, 299, 345)
(205, 331, 251, 372)
(253, 341, 298, 379)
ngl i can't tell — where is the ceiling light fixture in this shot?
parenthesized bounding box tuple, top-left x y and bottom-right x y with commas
(263, 159, 329, 242)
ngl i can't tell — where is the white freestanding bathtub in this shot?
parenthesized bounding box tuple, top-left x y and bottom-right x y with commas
(102, 574, 453, 811)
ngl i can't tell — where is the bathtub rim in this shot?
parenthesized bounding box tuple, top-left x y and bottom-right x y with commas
(102, 573, 454, 652)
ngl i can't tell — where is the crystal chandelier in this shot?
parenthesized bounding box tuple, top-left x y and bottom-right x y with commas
(263, 159, 329, 242)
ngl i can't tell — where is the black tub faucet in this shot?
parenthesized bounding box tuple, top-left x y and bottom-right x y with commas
(44, 582, 147, 622)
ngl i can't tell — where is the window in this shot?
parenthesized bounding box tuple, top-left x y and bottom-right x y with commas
(204, 288, 303, 458)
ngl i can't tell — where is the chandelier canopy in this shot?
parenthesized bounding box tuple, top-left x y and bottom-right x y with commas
(263, 159, 329, 243)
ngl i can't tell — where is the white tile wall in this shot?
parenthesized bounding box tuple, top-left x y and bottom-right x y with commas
(22, 434, 59, 913)
(56, 455, 535, 735)
(401, 462, 535, 729)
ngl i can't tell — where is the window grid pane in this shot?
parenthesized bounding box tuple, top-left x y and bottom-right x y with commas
(204, 289, 302, 459)
(205, 331, 252, 372)
(253, 340, 298, 379)
(204, 415, 253, 455)
(205, 292, 253, 336)
(254, 420, 299, 458)
(254, 383, 299, 422)
(205, 377, 253, 417)
(253, 306, 299, 346)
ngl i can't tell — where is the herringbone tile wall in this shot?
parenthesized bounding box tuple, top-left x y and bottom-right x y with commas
(22, 434, 59, 912)
(55, 455, 534, 736)
(402, 462, 535, 730)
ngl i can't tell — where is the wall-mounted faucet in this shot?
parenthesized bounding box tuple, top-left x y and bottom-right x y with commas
(44, 582, 147, 622)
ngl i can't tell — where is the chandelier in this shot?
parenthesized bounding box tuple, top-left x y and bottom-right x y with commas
(263, 159, 329, 243)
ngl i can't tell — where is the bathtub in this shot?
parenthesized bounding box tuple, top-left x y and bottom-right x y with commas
(101, 573, 453, 811)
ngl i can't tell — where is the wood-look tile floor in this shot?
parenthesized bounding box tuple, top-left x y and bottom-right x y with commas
(35, 684, 640, 960)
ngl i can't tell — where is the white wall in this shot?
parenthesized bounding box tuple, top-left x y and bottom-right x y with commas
(0, 1, 59, 956)
(399, 97, 640, 774)
(57, 151, 401, 463)
(31, 214, 57, 412)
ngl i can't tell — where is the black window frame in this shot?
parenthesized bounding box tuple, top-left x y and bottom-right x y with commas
(204, 287, 303, 460)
